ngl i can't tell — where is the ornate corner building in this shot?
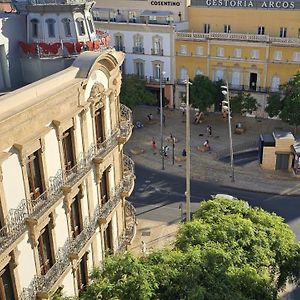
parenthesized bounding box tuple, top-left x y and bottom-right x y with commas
(0, 0, 136, 298)
(0, 49, 136, 300)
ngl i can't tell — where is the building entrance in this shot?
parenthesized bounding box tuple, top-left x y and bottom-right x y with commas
(249, 73, 257, 91)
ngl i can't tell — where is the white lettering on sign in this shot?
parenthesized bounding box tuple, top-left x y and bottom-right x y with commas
(150, 1, 181, 6)
(205, 0, 294, 8)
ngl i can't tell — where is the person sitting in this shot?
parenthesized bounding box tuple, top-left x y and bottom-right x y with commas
(182, 149, 187, 157)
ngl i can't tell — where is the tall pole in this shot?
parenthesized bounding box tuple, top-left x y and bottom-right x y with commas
(160, 67, 165, 170)
(226, 83, 235, 182)
(186, 78, 191, 222)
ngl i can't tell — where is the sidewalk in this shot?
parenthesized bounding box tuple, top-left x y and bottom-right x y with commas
(125, 105, 300, 196)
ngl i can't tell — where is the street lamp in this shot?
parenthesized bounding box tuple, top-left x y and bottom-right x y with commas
(221, 83, 235, 182)
(159, 66, 165, 170)
(185, 77, 192, 222)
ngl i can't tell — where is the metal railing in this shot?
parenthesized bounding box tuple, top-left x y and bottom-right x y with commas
(176, 31, 300, 46)
(121, 154, 135, 195)
(151, 48, 163, 56)
(132, 46, 144, 54)
(119, 104, 133, 141)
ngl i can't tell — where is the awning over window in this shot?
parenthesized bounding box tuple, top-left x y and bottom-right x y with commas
(140, 10, 173, 17)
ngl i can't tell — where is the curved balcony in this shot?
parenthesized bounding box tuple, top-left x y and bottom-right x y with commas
(118, 104, 133, 144)
(117, 201, 137, 253)
(121, 154, 135, 198)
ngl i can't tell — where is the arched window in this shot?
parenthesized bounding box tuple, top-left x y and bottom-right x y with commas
(195, 69, 203, 76)
(87, 17, 94, 33)
(31, 19, 39, 38)
(46, 18, 56, 38)
(271, 75, 280, 91)
(180, 67, 188, 81)
(62, 18, 71, 37)
(215, 68, 224, 81)
(76, 17, 86, 36)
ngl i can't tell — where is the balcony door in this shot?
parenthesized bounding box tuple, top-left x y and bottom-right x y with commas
(103, 221, 113, 252)
(0, 265, 15, 300)
(77, 253, 88, 294)
(95, 108, 105, 146)
(249, 73, 257, 91)
(26, 150, 44, 200)
(62, 128, 75, 172)
(38, 225, 54, 275)
(100, 169, 109, 206)
(70, 194, 83, 238)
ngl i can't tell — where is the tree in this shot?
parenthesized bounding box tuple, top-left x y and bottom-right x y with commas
(119, 75, 156, 108)
(230, 92, 260, 115)
(189, 75, 217, 112)
(76, 197, 300, 300)
(266, 72, 300, 132)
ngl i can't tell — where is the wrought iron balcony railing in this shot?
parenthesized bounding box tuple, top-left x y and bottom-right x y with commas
(119, 104, 133, 142)
(121, 154, 135, 196)
(151, 48, 163, 56)
(132, 46, 144, 54)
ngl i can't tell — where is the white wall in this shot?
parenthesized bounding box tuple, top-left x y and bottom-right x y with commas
(17, 234, 36, 288)
(111, 213, 118, 250)
(0, 14, 26, 89)
(90, 170, 99, 211)
(61, 269, 75, 297)
(54, 205, 69, 249)
(44, 129, 61, 178)
(75, 115, 83, 155)
(2, 153, 26, 211)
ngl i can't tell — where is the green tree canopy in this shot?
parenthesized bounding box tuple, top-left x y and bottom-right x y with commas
(120, 75, 156, 108)
(77, 197, 300, 300)
(189, 75, 219, 112)
(230, 92, 260, 115)
(266, 72, 300, 132)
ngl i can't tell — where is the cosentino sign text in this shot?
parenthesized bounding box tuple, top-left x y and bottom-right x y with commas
(150, 1, 181, 6)
(191, 0, 296, 9)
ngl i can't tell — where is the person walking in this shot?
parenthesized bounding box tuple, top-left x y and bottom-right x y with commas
(207, 125, 212, 136)
(151, 137, 157, 153)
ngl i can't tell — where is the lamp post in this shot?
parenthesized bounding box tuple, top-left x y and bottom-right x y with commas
(185, 77, 192, 222)
(221, 83, 235, 182)
(159, 66, 165, 170)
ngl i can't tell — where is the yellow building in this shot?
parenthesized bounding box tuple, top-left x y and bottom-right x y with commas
(175, 1, 300, 115)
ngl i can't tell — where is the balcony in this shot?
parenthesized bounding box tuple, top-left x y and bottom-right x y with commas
(132, 46, 144, 54)
(115, 45, 125, 52)
(117, 200, 137, 253)
(121, 154, 135, 198)
(147, 76, 169, 85)
(118, 104, 133, 144)
(151, 48, 163, 56)
(176, 31, 300, 46)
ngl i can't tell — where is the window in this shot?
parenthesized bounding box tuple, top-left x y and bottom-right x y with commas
(100, 169, 109, 205)
(70, 195, 82, 238)
(231, 70, 240, 87)
(152, 37, 162, 55)
(87, 17, 94, 33)
(0, 264, 15, 300)
(215, 68, 224, 81)
(154, 63, 161, 80)
(258, 26, 265, 35)
(62, 18, 71, 37)
(149, 15, 157, 23)
(38, 225, 54, 275)
(204, 23, 210, 33)
(216, 47, 224, 57)
(273, 51, 282, 61)
(46, 19, 56, 38)
(76, 18, 86, 36)
(133, 34, 143, 53)
(251, 49, 259, 59)
(280, 27, 287, 38)
(292, 52, 300, 61)
(224, 24, 231, 33)
(298, 28, 300, 38)
(62, 128, 75, 172)
(195, 46, 203, 56)
(134, 61, 144, 78)
(234, 48, 241, 58)
(26, 150, 44, 200)
(271, 75, 280, 91)
(179, 67, 187, 81)
(31, 19, 39, 38)
(195, 69, 203, 76)
(103, 221, 112, 251)
(95, 108, 104, 145)
(114, 34, 124, 51)
(129, 11, 137, 23)
(179, 45, 187, 55)
(77, 254, 88, 294)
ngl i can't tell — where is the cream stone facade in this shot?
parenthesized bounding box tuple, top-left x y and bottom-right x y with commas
(0, 49, 136, 299)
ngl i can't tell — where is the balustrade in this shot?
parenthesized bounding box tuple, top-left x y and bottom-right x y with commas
(119, 104, 133, 142)
(121, 154, 135, 196)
